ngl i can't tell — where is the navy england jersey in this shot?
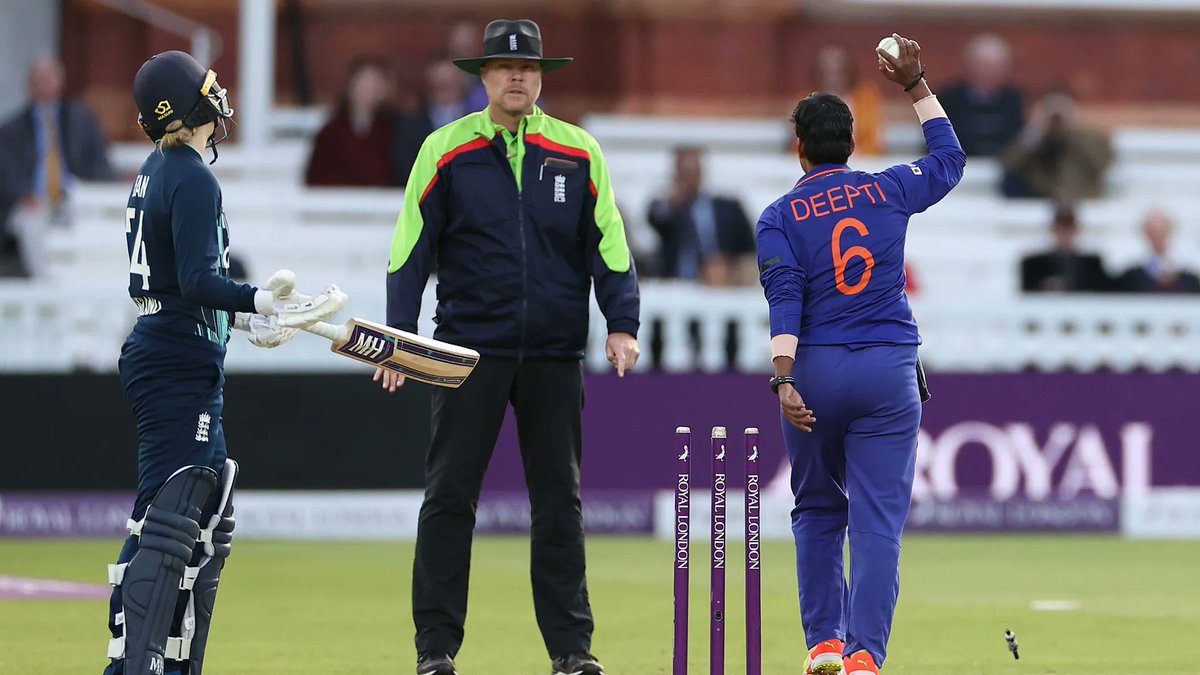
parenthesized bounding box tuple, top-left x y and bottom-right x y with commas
(125, 145, 257, 343)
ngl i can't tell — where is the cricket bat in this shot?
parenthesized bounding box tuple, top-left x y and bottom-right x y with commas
(303, 317, 480, 388)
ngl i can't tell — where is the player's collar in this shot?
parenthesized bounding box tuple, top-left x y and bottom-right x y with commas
(795, 164, 850, 188)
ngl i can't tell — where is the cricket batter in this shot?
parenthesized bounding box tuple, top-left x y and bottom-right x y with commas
(756, 36, 966, 674)
(104, 50, 343, 675)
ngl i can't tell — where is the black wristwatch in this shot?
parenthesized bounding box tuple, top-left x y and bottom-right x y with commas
(769, 375, 796, 395)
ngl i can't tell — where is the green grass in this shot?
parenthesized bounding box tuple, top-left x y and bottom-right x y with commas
(2, 535, 1199, 673)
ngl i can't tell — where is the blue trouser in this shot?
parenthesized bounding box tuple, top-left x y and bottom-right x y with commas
(105, 322, 228, 675)
(783, 344, 920, 667)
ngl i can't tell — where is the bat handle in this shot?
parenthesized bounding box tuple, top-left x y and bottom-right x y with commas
(303, 321, 347, 343)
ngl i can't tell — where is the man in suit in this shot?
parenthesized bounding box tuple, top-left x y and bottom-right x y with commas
(1117, 210, 1200, 294)
(939, 34, 1024, 157)
(1020, 206, 1110, 292)
(392, 57, 470, 186)
(647, 145, 755, 286)
(0, 58, 115, 276)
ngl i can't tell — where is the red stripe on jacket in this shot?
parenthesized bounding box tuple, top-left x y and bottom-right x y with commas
(525, 133, 591, 160)
(420, 137, 493, 203)
(526, 133, 598, 195)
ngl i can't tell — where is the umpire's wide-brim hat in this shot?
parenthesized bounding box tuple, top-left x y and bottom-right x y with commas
(452, 19, 572, 75)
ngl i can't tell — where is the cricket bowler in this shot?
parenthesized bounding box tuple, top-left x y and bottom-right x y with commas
(756, 35, 966, 674)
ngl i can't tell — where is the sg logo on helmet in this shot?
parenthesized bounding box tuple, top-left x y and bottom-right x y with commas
(155, 100, 173, 120)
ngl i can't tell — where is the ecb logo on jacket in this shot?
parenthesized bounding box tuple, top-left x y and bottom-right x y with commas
(553, 174, 566, 203)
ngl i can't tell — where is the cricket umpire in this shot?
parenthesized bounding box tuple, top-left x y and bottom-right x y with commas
(378, 19, 640, 675)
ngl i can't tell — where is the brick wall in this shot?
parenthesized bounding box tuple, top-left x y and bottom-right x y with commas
(63, 0, 1200, 140)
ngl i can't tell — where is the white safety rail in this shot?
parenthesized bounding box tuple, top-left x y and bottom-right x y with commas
(12, 116, 1200, 374)
(66, 173, 1200, 309)
(0, 279, 436, 373)
(2, 281, 1199, 374)
(42, 183, 400, 291)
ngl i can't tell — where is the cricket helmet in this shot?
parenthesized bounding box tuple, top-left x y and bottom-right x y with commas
(133, 50, 233, 142)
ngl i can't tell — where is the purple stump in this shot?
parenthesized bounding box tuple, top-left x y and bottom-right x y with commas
(673, 426, 692, 675)
(744, 428, 762, 675)
(710, 426, 727, 675)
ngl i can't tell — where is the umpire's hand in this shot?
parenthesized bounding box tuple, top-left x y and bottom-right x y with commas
(779, 383, 817, 433)
(374, 367, 406, 392)
(605, 332, 640, 377)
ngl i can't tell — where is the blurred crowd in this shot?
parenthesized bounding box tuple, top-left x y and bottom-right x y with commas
(1022, 206, 1200, 294)
(939, 34, 1113, 203)
(0, 58, 113, 277)
(1, 27, 1189, 296)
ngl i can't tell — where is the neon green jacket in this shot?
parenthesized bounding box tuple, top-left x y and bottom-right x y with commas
(387, 107, 640, 358)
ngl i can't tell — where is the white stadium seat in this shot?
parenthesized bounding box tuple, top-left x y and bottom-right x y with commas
(6, 113, 1200, 373)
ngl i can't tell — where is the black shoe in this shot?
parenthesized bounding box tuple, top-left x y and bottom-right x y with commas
(417, 653, 458, 675)
(551, 653, 604, 675)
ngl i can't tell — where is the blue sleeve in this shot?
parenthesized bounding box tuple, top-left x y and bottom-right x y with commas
(879, 117, 967, 215)
(756, 203, 806, 338)
(169, 173, 257, 312)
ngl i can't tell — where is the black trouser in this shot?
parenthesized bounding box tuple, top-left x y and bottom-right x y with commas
(412, 357, 593, 659)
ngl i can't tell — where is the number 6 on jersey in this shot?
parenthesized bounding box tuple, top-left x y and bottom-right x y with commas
(126, 207, 152, 290)
(832, 217, 874, 296)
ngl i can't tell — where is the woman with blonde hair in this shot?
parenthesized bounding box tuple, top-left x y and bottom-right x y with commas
(102, 50, 344, 675)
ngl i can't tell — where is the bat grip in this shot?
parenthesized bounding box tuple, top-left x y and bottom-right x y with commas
(303, 321, 347, 343)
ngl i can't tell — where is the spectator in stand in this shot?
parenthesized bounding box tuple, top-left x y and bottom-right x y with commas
(0, 56, 115, 277)
(1116, 210, 1200, 294)
(392, 56, 471, 186)
(939, 34, 1024, 157)
(447, 20, 489, 111)
(1020, 205, 1111, 292)
(1001, 89, 1112, 202)
(0, 57, 115, 277)
(811, 45, 885, 156)
(647, 146, 755, 287)
(304, 57, 397, 187)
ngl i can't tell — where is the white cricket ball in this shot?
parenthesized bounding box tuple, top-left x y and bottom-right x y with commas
(877, 36, 900, 63)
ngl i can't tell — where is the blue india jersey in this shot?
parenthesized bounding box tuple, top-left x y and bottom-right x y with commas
(756, 118, 966, 347)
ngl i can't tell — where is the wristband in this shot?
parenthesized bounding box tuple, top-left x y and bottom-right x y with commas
(904, 71, 926, 92)
(253, 289, 277, 315)
(769, 375, 796, 395)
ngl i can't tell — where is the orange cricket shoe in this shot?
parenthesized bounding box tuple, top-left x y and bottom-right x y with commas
(843, 650, 881, 675)
(805, 639, 845, 674)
